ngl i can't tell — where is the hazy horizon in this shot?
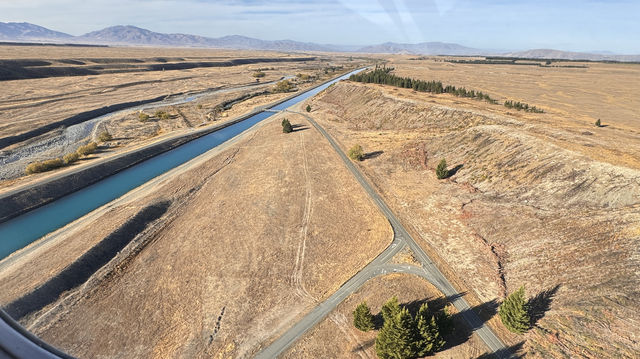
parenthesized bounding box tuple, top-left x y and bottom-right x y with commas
(1, 0, 639, 54)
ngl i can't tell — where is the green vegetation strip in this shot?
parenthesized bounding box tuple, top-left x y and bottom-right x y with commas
(349, 67, 543, 113)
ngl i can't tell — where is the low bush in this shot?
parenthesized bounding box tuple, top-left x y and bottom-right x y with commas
(253, 71, 266, 78)
(98, 131, 112, 142)
(348, 144, 364, 161)
(154, 110, 170, 120)
(138, 112, 150, 122)
(77, 142, 98, 156)
(25, 158, 64, 174)
(63, 152, 80, 164)
(273, 80, 294, 93)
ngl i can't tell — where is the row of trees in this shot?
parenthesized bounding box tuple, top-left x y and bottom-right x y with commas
(349, 67, 498, 104)
(504, 100, 544, 113)
(350, 67, 547, 113)
(353, 297, 451, 359)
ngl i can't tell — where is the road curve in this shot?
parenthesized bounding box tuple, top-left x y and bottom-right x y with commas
(254, 109, 511, 359)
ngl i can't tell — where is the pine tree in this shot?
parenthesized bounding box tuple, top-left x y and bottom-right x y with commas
(353, 301, 375, 332)
(376, 307, 419, 359)
(282, 118, 293, 133)
(380, 296, 400, 322)
(415, 303, 446, 356)
(595, 119, 601, 127)
(306, 104, 311, 112)
(499, 286, 530, 334)
(436, 158, 449, 179)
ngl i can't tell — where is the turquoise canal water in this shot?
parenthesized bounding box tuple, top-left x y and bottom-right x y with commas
(0, 69, 363, 259)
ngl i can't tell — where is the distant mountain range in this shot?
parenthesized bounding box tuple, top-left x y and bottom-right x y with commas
(0, 22, 72, 40)
(357, 41, 492, 56)
(1, 22, 639, 62)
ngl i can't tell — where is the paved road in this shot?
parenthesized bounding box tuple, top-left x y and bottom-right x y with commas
(255, 110, 512, 359)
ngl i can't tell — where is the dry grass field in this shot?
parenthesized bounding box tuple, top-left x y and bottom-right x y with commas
(0, 45, 319, 141)
(0, 44, 361, 188)
(389, 56, 640, 131)
(308, 64, 640, 357)
(0, 113, 391, 358)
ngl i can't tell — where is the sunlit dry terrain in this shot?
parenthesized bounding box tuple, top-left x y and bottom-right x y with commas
(306, 58, 640, 357)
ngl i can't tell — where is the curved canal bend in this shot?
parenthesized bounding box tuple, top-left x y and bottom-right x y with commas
(0, 68, 364, 260)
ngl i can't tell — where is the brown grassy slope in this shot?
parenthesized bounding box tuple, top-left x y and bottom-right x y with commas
(309, 81, 640, 358)
(284, 273, 488, 359)
(3, 114, 391, 358)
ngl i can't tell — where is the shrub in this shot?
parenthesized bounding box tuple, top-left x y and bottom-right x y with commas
(98, 131, 112, 142)
(138, 112, 150, 122)
(25, 158, 64, 174)
(154, 110, 170, 120)
(306, 104, 311, 112)
(253, 71, 266, 78)
(63, 152, 80, 164)
(296, 73, 311, 80)
(436, 159, 448, 179)
(595, 119, 602, 127)
(499, 286, 530, 334)
(77, 142, 98, 156)
(282, 118, 293, 133)
(348, 144, 364, 161)
(273, 80, 294, 93)
(353, 302, 375, 332)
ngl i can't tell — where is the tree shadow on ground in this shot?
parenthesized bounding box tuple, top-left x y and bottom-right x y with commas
(476, 341, 525, 359)
(291, 124, 309, 132)
(351, 338, 376, 354)
(362, 151, 384, 160)
(447, 164, 464, 177)
(528, 284, 560, 327)
(444, 298, 499, 350)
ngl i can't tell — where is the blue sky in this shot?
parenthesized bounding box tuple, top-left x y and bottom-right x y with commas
(1, 0, 639, 53)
